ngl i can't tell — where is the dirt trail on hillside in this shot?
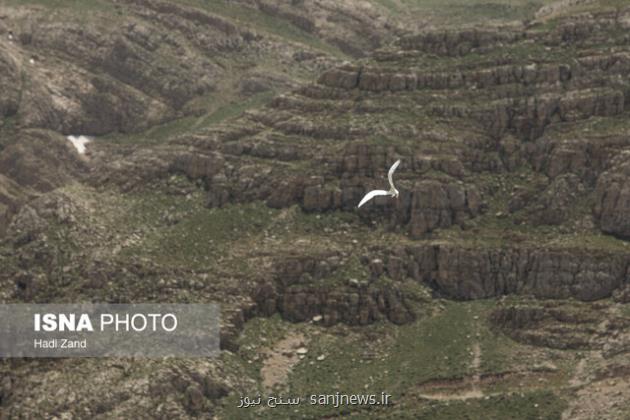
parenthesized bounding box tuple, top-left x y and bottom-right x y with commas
(562, 304, 630, 420)
(260, 333, 307, 390)
(469, 341, 483, 398)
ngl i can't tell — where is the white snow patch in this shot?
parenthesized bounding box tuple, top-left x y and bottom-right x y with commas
(66, 135, 92, 154)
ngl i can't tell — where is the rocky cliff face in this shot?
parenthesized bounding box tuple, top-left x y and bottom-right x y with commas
(0, 0, 412, 235)
(3, 1, 630, 419)
(5, 2, 630, 326)
(43, 4, 630, 308)
(252, 252, 416, 325)
(169, 6, 630, 249)
(595, 156, 630, 238)
(399, 244, 628, 301)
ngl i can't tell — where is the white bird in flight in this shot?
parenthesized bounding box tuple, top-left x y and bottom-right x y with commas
(357, 159, 401, 208)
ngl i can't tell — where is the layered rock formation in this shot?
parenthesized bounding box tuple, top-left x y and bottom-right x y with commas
(2, 1, 630, 418)
(53, 4, 630, 310)
(0, 0, 412, 235)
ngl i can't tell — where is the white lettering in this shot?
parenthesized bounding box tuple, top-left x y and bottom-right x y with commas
(162, 313, 177, 332)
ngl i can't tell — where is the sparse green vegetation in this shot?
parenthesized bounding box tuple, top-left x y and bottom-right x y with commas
(103, 91, 276, 146)
(4, 0, 115, 12)
(399, 0, 555, 25)
(179, 0, 347, 57)
(387, 390, 567, 419)
(216, 300, 571, 419)
(4, 0, 630, 418)
(120, 191, 277, 271)
(202, 91, 276, 127)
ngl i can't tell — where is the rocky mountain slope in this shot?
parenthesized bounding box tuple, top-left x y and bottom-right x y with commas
(0, 0, 411, 236)
(2, 0, 630, 419)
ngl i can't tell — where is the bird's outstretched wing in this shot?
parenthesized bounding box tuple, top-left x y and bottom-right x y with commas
(357, 190, 390, 208)
(388, 159, 401, 190)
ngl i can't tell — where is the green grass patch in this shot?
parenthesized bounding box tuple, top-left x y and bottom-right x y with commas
(282, 302, 481, 416)
(400, 0, 555, 25)
(201, 91, 275, 126)
(178, 0, 346, 57)
(103, 91, 275, 145)
(386, 390, 567, 419)
(120, 192, 277, 271)
(4, 0, 115, 13)
(217, 300, 570, 418)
